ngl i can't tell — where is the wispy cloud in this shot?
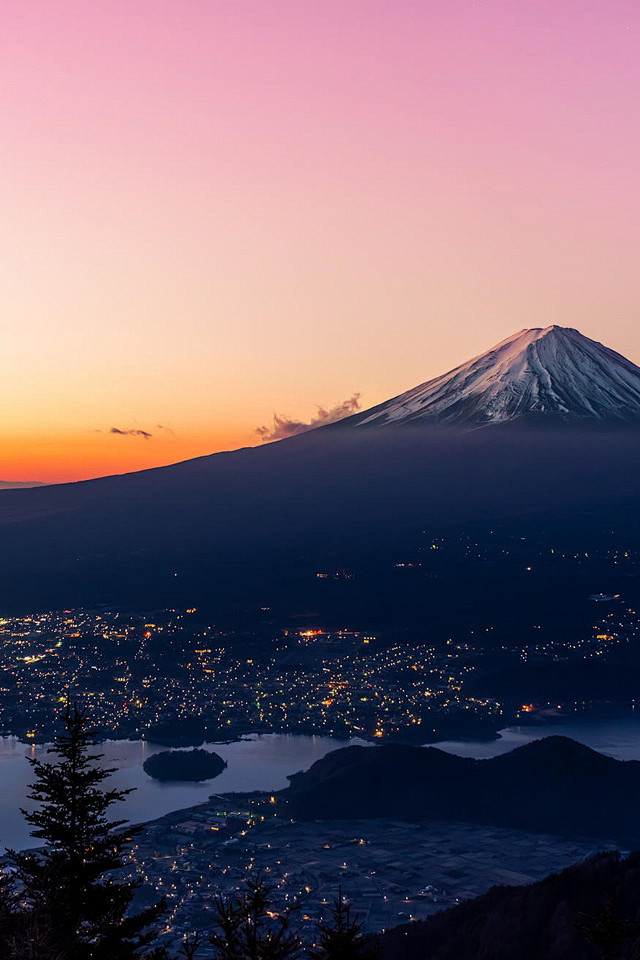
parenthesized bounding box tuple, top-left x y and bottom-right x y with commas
(109, 427, 153, 440)
(256, 393, 361, 442)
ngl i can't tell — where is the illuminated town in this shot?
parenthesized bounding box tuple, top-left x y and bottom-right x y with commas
(0, 574, 637, 746)
(0, 606, 500, 743)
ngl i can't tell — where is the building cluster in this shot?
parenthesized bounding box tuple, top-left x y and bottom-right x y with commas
(123, 794, 613, 950)
(516, 598, 639, 662)
(1, 589, 635, 744)
(0, 608, 498, 743)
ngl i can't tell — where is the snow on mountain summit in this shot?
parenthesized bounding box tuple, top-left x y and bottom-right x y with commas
(351, 326, 640, 427)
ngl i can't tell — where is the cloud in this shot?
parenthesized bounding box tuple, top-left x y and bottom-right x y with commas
(256, 393, 362, 442)
(96, 423, 174, 440)
(109, 427, 153, 440)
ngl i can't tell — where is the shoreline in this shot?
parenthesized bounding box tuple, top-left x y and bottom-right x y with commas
(3, 705, 640, 750)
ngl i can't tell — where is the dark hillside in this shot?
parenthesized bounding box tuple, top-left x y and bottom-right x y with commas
(284, 737, 640, 842)
(1, 425, 640, 614)
(378, 851, 640, 960)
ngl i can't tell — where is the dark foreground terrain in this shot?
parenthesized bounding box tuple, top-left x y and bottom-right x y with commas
(377, 850, 640, 960)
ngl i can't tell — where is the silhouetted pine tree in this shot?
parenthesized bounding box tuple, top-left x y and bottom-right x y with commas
(0, 864, 16, 941)
(209, 876, 301, 959)
(6, 704, 165, 960)
(309, 888, 376, 960)
(576, 897, 636, 960)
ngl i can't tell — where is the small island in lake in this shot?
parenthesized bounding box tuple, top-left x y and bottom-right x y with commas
(143, 748, 227, 782)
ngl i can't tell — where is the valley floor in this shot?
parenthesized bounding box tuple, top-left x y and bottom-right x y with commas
(124, 793, 617, 951)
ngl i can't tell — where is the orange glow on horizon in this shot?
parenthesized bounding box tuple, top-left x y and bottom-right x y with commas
(4, 2, 640, 484)
(0, 428, 257, 485)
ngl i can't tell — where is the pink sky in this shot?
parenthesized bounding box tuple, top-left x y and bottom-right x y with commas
(2, 0, 640, 481)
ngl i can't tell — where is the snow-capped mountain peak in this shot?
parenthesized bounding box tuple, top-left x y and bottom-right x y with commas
(350, 326, 640, 427)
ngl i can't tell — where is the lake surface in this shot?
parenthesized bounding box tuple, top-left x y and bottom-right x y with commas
(3, 718, 640, 852)
(0, 733, 366, 851)
(433, 716, 640, 760)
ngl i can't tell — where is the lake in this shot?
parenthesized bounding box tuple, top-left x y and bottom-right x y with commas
(433, 716, 640, 760)
(0, 733, 367, 851)
(3, 718, 640, 851)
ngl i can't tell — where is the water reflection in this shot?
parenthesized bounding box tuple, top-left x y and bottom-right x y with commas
(0, 733, 366, 851)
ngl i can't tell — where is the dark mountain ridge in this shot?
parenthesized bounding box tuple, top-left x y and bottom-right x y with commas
(284, 736, 640, 842)
(0, 424, 639, 612)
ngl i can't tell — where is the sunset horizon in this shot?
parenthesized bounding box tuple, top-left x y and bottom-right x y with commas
(4, 320, 640, 485)
(4, 0, 640, 482)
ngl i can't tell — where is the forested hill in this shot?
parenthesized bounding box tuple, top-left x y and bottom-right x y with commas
(377, 851, 640, 960)
(284, 737, 640, 842)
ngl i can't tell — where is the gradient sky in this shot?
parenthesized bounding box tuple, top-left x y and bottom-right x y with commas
(3, 0, 640, 482)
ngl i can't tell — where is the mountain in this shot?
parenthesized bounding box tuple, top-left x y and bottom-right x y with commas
(1, 325, 640, 614)
(284, 737, 640, 842)
(377, 850, 640, 960)
(345, 326, 640, 427)
(0, 480, 44, 490)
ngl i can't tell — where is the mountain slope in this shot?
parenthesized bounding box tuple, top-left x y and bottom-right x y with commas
(283, 737, 640, 841)
(0, 480, 44, 490)
(1, 326, 640, 611)
(378, 850, 640, 960)
(346, 326, 640, 427)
